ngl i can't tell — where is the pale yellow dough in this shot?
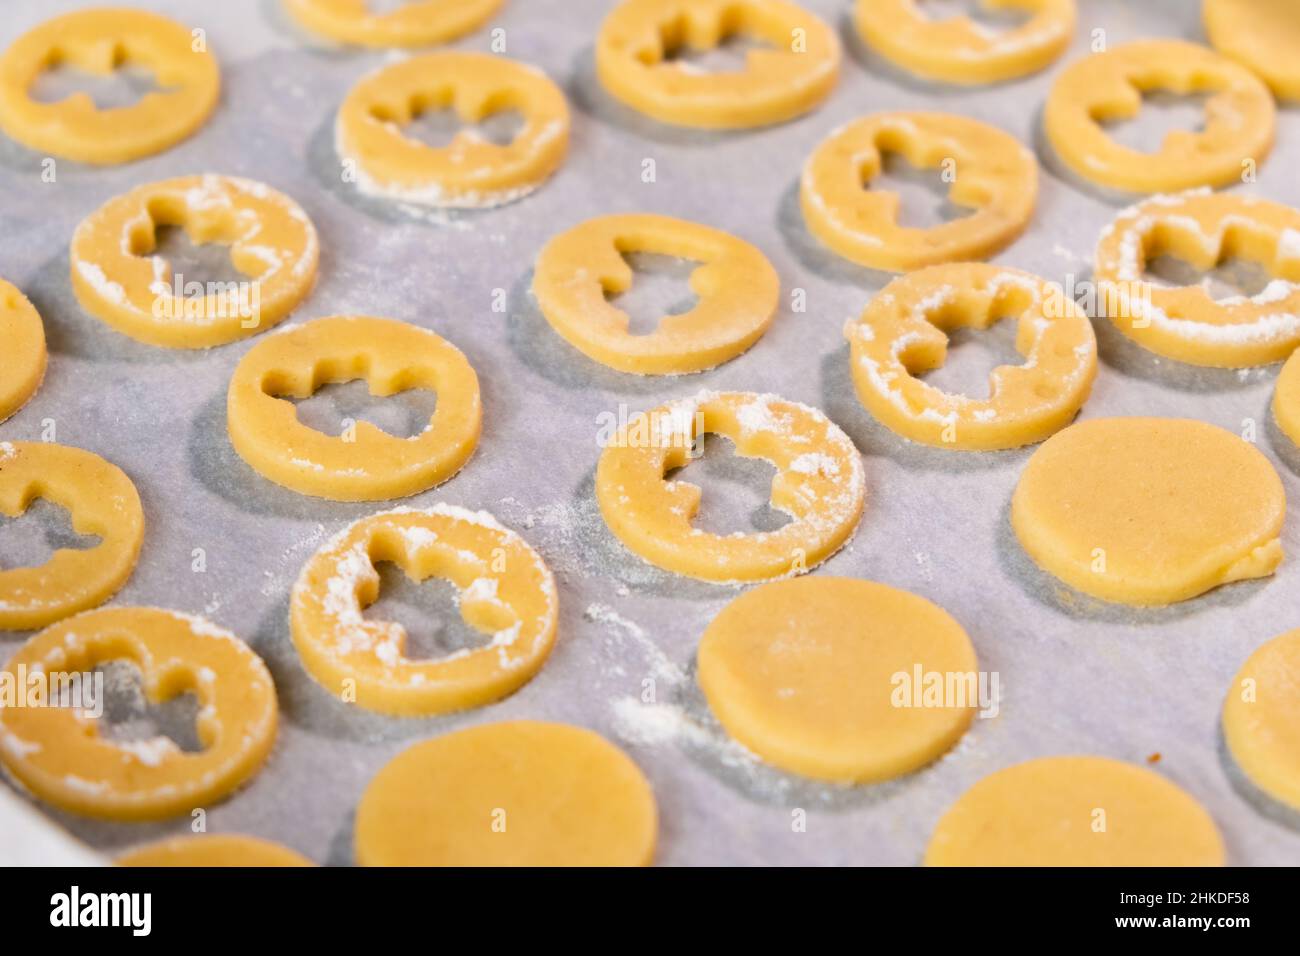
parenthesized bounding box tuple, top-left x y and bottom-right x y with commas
(853, 0, 1076, 86)
(800, 111, 1037, 273)
(847, 263, 1096, 450)
(926, 756, 1226, 866)
(290, 505, 557, 716)
(595, 390, 866, 583)
(0, 280, 46, 424)
(0, 607, 277, 821)
(354, 721, 657, 866)
(1275, 348, 1300, 448)
(226, 315, 481, 501)
(119, 834, 313, 867)
(1205, 0, 1300, 101)
(71, 175, 319, 349)
(283, 0, 503, 48)
(335, 52, 569, 209)
(1223, 628, 1300, 813)
(595, 0, 840, 129)
(698, 577, 977, 783)
(1012, 417, 1285, 606)
(531, 213, 780, 374)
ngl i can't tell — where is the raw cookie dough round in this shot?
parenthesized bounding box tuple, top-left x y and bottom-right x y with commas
(118, 834, 313, 867)
(291, 505, 557, 716)
(0, 280, 46, 424)
(698, 577, 978, 783)
(596, 390, 865, 583)
(1011, 417, 1286, 606)
(0, 442, 143, 631)
(531, 213, 780, 374)
(800, 111, 1037, 272)
(1205, 0, 1300, 101)
(847, 264, 1096, 450)
(71, 175, 320, 349)
(1223, 628, 1300, 813)
(227, 315, 481, 501)
(355, 721, 657, 866)
(926, 756, 1226, 866)
(1044, 40, 1275, 194)
(283, 0, 503, 48)
(1274, 348, 1300, 448)
(0, 8, 219, 165)
(1094, 190, 1300, 368)
(0, 607, 277, 821)
(853, 0, 1075, 86)
(595, 0, 840, 129)
(335, 51, 569, 209)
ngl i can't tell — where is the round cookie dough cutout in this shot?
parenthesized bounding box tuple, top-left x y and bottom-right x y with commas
(119, 834, 313, 867)
(926, 756, 1226, 866)
(1205, 0, 1300, 101)
(698, 577, 978, 783)
(531, 213, 780, 374)
(1223, 628, 1300, 813)
(1275, 348, 1300, 448)
(1011, 417, 1285, 606)
(354, 721, 657, 866)
(283, 0, 503, 48)
(0, 280, 46, 424)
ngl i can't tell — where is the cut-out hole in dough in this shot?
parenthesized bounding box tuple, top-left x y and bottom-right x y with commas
(607, 251, 702, 336)
(917, 0, 1031, 31)
(0, 498, 101, 571)
(1145, 253, 1276, 300)
(917, 318, 1025, 400)
(664, 433, 792, 535)
(658, 31, 774, 74)
(94, 659, 204, 754)
(30, 53, 164, 109)
(142, 224, 247, 291)
(363, 562, 498, 662)
(1100, 90, 1211, 154)
(391, 104, 526, 150)
(869, 151, 973, 230)
(282, 379, 439, 440)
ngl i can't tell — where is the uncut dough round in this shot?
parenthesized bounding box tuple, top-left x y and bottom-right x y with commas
(698, 577, 978, 783)
(226, 316, 481, 501)
(71, 175, 319, 349)
(1044, 40, 1275, 193)
(596, 390, 866, 582)
(0, 8, 219, 165)
(926, 756, 1225, 866)
(0, 280, 46, 424)
(531, 213, 780, 374)
(283, 0, 503, 48)
(595, 0, 840, 129)
(355, 721, 657, 866)
(1274, 348, 1300, 448)
(1012, 417, 1286, 606)
(291, 505, 557, 716)
(1205, 0, 1300, 101)
(1223, 628, 1300, 813)
(1094, 190, 1300, 368)
(847, 264, 1096, 450)
(853, 0, 1075, 85)
(335, 52, 568, 209)
(0, 442, 143, 631)
(118, 834, 313, 867)
(0, 608, 277, 821)
(800, 111, 1037, 272)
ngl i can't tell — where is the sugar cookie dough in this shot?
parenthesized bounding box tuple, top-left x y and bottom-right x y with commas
(1205, 0, 1300, 101)
(0, 442, 143, 631)
(291, 505, 557, 716)
(596, 390, 865, 583)
(283, 0, 503, 48)
(595, 0, 840, 129)
(1274, 348, 1300, 448)
(1012, 417, 1286, 606)
(1094, 190, 1300, 368)
(119, 834, 313, 867)
(0, 8, 219, 165)
(847, 264, 1096, 450)
(1044, 40, 1275, 194)
(926, 756, 1226, 866)
(355, 721, 657, 866)
(853, 0, 1075, 85)
(335, 52, 569, 209)
(71, 175, 319, 349)
(0, 607, 277, 821)
(800, 111, 1037, 272)
(531, 213, 780, 374)
(227, 315, 481, 501)
(698, 577, 978, 783)
(1223, 628, 1300, 813)
(0, 280, 46, 424)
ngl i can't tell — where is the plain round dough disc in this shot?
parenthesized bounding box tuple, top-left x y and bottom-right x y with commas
(926, 756, 1226, 866)
(354, 721, 658, 866)
(697, 576, 978, 783)
(1223, 628, 1300, 813)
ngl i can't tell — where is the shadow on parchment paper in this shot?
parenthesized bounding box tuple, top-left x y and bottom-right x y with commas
(994, 492, 1272, 625)
(1217, 724, 1300, 836)
(1265, 398, 1300, 477)
(776, 180, 899, 290)
(325, 808, 357, 867)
